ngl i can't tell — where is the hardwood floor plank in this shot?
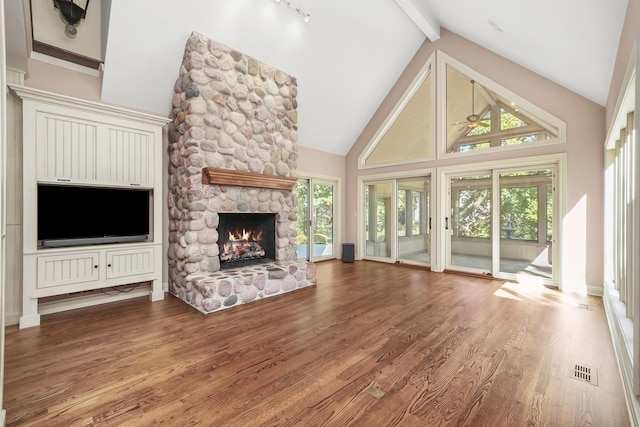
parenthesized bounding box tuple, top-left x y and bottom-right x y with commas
(4, 260, 630, 426)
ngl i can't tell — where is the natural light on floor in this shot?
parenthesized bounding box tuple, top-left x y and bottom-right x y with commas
(494, 281, 588, 308)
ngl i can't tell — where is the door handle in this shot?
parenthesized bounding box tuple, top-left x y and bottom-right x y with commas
(429, 217, 431, 229)
(445, 217, 449, 230)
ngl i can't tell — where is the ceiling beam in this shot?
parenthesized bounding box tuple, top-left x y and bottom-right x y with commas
(394, 0, 440, 41)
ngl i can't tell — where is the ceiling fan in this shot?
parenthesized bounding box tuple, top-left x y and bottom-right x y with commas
(465, 80, 489, 129)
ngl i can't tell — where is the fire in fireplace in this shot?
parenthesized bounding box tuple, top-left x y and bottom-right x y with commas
(218, 213, 276, 269)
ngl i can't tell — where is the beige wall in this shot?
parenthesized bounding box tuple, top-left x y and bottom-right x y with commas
(606, 0, 640, 130)
(345, 29, 605, 291)
(23, 59, 102, 102)
(297, 145, 344, 179)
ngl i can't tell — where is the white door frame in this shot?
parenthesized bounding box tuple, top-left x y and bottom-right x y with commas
(296, 173, 341, 262)
(436, 153, 566, 287)
(357, 169, 435, 265)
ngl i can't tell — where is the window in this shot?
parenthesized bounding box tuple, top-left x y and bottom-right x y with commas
(451, 176, 492, 239)
(499, 171, 551, 242)
(440, 53, 565, 156)
(360, 58, 435, 168)
(295, 178, 338, 261)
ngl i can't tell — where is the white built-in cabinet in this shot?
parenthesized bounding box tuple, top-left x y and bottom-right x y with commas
(35, 110, 156, 187)
(8, 85, 170, 328)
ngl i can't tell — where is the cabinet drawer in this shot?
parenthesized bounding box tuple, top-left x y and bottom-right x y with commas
(37, 252, 100, 289)
(106, 247, 154, 279)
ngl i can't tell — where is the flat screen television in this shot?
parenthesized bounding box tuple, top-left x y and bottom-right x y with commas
(38, 184, 151, 248)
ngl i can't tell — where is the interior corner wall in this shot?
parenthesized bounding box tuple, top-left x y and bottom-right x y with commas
(345, 28, 605, 291)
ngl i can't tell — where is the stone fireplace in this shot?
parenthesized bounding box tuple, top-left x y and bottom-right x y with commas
(167, 32, 316, 314)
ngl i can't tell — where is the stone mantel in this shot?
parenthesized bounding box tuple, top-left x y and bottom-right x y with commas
(202, 167, 297, 191)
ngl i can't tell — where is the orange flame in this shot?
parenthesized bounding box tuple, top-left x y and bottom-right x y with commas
(228, 228, 262, 242)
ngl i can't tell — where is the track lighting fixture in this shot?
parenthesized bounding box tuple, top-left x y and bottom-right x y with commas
(272, 0, 310, 22)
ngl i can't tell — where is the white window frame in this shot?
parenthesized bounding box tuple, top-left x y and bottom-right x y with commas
(295, 172, 341, 262)
(358, 54, 436, 169)
(602, 38, 640, 426)
(435, 153, 566, 285)
(357, 168, 436, 265)
(436, 51, 567, 160)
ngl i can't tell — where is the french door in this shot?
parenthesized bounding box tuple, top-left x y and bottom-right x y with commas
(364, 181, 394, 260)
(444, 165, 556, 284)
(363, 176, 432, 266)
(359, 160, 558, 285)
(296, 178, 337, 261)
(446, 172, 493, 273)
(397, 177, 430, 265)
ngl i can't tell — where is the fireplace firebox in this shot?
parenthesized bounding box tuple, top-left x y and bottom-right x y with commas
(218, 213, 276, 269)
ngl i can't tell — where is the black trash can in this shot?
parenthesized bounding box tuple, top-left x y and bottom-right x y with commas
(342, 243, 355, 263)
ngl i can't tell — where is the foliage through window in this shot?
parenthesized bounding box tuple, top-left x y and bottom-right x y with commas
(451, 176, 492, 239)
(499, 170, 553, 242)
(444, 63, 562, 154)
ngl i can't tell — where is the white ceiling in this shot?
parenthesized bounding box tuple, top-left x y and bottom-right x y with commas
(4, 0, 629, 156)
(423, 0, 628, 107)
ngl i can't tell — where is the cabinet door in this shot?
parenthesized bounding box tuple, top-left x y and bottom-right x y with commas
(35, 112, 155, 187)
(36, 112, 99, 183)
(37, 252, 100, 289)
(101, 126, 154, 187)
(106, 247, 155, 280)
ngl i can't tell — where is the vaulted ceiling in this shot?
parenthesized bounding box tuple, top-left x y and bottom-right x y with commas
(4, 0, 629, 155)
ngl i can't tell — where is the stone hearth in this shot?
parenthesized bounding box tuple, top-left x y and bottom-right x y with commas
(166, 32, 315, 314)
(177, 261, 316, 314)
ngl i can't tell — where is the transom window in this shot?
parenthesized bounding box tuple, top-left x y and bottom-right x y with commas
(359, 50, 566, 169)
(360, 59, 435, 168)
(444, 63, 562, 154)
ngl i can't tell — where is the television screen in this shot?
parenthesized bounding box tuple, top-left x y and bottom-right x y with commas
(38, 185, 151, 247)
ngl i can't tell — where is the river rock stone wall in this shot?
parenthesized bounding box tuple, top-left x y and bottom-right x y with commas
(167, 31, 301, 296)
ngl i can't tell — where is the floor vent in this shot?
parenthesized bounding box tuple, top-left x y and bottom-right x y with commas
(577, 303, 590, 310)
(364, 385, 385, 399)
(569, 362, 598, 385)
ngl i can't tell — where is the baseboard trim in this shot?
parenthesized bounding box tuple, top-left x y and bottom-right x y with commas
(603, 286, 639, 426)
(587, 285, 604, 297)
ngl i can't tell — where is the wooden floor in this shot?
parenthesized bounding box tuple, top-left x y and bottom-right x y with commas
(4, 260, 631, 426)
